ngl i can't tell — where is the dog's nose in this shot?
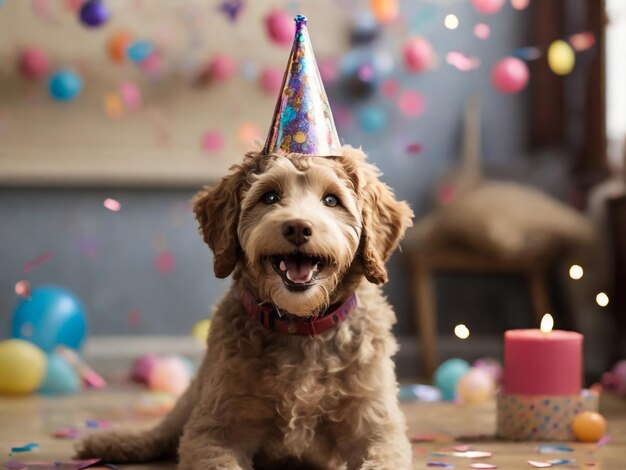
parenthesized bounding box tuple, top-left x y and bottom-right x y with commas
(282, 219, 313, 246)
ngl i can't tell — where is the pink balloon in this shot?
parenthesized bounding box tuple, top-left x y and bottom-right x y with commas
(259, 67, 283, 94)
(207, 54, 237, 82)
(265, 10, 293, 46)
(471, 0, 505, 15)
(491, 57, 529, 94)
(18, 47, 50, 80)
(403, 37, 435, 73)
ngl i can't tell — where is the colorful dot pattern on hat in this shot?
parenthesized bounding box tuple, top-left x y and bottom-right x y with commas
(263, 15, 341, 157)
(497, 390, 599, 441)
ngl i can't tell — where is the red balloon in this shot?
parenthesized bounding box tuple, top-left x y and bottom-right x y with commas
(403, 37, 435, 73)
(265, 10, 293, 46)
(471, 0, 505, 15)
(18, 48, 50, 80)
(491, 57, 529, 94)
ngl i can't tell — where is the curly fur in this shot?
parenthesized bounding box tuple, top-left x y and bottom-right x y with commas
(76, 145, 414, 470)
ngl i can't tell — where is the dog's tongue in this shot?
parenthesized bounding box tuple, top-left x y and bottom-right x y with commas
(284, 255, 314, 284)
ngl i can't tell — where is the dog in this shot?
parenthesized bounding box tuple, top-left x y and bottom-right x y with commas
(76, 145, 414, 469)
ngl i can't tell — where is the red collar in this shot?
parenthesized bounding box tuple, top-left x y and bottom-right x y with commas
(241, 290, 357, 336)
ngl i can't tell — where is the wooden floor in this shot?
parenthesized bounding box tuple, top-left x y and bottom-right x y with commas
(1, 385, 625, 469)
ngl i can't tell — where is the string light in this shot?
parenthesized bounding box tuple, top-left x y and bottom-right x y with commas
(569, 264, 584, 280)
(454, 324, 470, 339)
(444, 14, 459, 30)
(596, 292, 609, 307)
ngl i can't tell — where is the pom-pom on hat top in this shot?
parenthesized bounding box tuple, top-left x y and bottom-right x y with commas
(262, 15, 341, 157)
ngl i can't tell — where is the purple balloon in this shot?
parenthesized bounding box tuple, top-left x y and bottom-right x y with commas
(79, 0, 110, 28)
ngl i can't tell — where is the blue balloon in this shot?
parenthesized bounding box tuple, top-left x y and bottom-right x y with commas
(48, 69, 82, 102)
(39, 353, 80, 395)
(12, 286, 87, 353)
(434, 358, 470, 401)
(357, 106, 387, 132)
(127, 41, 154, 64)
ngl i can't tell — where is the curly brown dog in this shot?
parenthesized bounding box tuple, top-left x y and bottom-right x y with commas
(76, 145, 414, 469)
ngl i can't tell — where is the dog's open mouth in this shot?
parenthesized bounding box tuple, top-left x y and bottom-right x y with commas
(268, 253, 325, 292)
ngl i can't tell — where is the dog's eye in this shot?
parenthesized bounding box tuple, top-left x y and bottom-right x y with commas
(322, 194, 339, 207)
(262, 192, 281, 205)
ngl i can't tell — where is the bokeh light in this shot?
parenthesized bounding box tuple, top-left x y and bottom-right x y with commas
(569, 264, 584, 280)
(454, 324, 470, 339)
(596, 292, 609, 307)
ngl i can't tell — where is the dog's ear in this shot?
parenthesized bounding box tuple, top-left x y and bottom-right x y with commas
(192, 162, 250, 278)
(342, 147, 414, 285)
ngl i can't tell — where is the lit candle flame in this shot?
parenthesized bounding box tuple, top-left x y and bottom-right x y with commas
(540, 313, 554, 333)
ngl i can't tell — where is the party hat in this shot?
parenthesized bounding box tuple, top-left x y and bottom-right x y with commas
(262, 15, 341, 156)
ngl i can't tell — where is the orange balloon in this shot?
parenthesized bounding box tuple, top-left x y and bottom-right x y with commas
(572, 411, 606, 443)
(108, 32, 133, 64)
(370, 0, 399, 24)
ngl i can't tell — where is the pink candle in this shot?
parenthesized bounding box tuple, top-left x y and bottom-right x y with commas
(503, 329, 583, 396)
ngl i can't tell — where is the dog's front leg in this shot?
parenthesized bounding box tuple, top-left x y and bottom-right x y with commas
(177, 426, 256, 470)
(341, 401, 412, 470)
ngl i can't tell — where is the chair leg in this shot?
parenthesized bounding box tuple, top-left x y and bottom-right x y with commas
(412, 260, 439, 378)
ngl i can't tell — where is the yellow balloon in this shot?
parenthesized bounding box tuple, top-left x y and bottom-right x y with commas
(191, 319, 211, 342)
(548, 40, 575, 76)
(0, 339, 47, 395)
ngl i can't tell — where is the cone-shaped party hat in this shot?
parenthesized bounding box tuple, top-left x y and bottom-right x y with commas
(262, 15, 341, 156)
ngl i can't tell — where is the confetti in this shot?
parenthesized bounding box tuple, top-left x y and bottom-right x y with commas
(547, 459, 576, 466)
(528, 462, 552, 468)
(200, 130, 224, 153)
(237, 122, 261, 146)
(470, 465, 498, 469)
(406, 143, 423, 155)
(474, 23, 490, 39)
(15, 280, 31, 299)
(535, 445, 573, 454)
(52, 427, 82, 439)
(155, 251, 175, 274)
(10, 443, 39, 453)
(398, 90, 425, 117)
(569, 32, 595, 52)
(596, 434, 611, 448)
(103, 93, 124, 119)
(3, 459, 101, 469)
(381, 78, 399, 98)
(409, 432, 451, 443)
(219, 0, 244, 22)
(22, 251, 52, 273)
(103, 198, 121, 212)
(427, 464, 454, 468)
(119, 81, 142, 110)
(512, 47, 542, 61)
(446, 52, 480, 71)
(128, 309, 141, 327)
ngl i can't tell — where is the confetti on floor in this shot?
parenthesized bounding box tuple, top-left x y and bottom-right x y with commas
(52, 427, 81, 439)
(470, 464, 498, 469)
(3, 459, 101, 469)
(427, 463, 454, 468)
(535, 444, 574, 454)
(10, 443, 39, 453)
